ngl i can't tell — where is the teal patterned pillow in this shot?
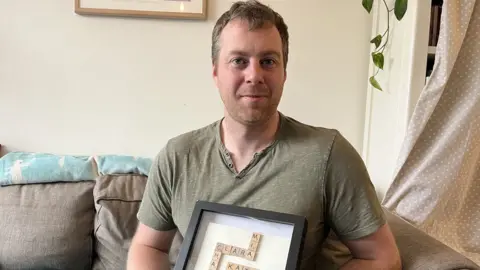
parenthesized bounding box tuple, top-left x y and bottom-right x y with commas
(0, 152, 153, 186)
(0, 152, 96, 186)
(96, 155, 152, 176)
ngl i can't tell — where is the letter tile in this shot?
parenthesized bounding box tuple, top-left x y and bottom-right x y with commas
(223, 244, 232, 255)
(251, 233, 262, 243)
(209, 258, 219, 270)
(234, 248, 242, 258)
(245, 250, 256, 261)
(215, 243, 224, 252)
(214, 251, 222, 260)
(248, 241, 258, 252)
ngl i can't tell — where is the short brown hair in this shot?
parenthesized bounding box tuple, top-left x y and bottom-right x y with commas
(211, 0, 289, 69)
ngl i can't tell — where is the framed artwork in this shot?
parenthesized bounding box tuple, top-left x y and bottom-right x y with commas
(174, 201, 308, 270)
(74, 0, 207, 20)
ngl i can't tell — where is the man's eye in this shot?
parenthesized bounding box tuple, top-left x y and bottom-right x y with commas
(261, 59, 276, 66)
(232, 58, 247, 65)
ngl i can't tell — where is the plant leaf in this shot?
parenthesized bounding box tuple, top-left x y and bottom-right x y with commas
(362, 0, 374, 13)
(372, 52, 384, 69)
(370, 76, 383, 91)
(394, 0, 408, 20)
(370, 35, 382, 49)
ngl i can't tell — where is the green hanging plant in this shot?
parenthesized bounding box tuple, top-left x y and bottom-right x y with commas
(363, 0, 408, 91)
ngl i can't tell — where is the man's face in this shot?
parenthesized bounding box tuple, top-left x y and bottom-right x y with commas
(213, 19, 287, 126)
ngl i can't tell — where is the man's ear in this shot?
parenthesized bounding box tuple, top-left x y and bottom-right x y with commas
(212, 63, 217, 77)
(212, 63, 218, 85)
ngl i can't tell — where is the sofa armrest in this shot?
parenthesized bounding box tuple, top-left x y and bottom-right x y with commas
(384, 208, 480, 270)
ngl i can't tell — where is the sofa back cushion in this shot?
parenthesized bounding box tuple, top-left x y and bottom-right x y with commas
(92, 174, 145, 269)
(0, 181, 95, 270)
(92, 174, 183, 270)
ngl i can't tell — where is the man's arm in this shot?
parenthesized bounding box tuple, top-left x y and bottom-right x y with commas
(127, 223, 177, 270)
(340, 223, 401, 270)
(323, 131, 401, 270)
(127, 143, 178, 270)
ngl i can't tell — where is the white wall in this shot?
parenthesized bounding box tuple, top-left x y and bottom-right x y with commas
(0, 0, 373, 158)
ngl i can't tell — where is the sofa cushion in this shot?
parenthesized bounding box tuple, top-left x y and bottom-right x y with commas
(92, 174, 183, 270)
(0, 181, 95, 270)
(92, 174, 146, 270)
(384, 208, 480, 270)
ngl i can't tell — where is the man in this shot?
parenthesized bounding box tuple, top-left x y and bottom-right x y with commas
(127, 1, 401, 269)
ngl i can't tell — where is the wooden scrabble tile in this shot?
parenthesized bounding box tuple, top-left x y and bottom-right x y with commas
(248, 241, 258, 251)
(230, 246, 240, 256)
(214, 251, 222, 260)
(226, 262, 241, 270)
(251, 233, 262, 243)
(237, 248, 248, 258)
(215, 243, 224, 252)
(226, 263, 258, 270)
(223, 244, 232, 255)
(245, 249, 256, 261)
(209, 250, 222, 270)
(209, 256, 219, 270)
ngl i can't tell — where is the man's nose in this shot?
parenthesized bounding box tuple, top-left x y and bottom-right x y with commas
(245, 61, 265, 85)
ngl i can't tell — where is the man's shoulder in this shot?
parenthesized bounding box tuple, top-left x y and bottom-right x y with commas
(161, 119, 220, 156)
(280, 113, 342, 148)
(280, 113, 362, 165)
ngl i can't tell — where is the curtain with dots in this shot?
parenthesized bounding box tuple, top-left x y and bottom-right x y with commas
(382, 0, 480, 264)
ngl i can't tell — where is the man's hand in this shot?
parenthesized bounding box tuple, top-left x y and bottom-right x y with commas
(340, 223, 401, 270)
(127, 223, 177, 270)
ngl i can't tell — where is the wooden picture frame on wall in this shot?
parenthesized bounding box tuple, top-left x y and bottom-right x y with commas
(75, 0, 208, 20)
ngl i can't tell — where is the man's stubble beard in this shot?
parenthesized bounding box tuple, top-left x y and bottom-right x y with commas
(219, 82, 283, 126)
(227, 99, 279, 126)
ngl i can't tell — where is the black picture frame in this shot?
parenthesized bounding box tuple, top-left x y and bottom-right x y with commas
(174, 200, 308, 270)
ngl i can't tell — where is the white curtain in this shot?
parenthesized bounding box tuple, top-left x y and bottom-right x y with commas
(383, 0, 480, 264)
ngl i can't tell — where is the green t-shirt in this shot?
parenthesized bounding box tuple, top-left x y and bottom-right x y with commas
(137, 112, 385, 269)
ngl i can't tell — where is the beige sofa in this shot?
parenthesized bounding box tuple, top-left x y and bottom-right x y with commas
(0, 173, 479, 270)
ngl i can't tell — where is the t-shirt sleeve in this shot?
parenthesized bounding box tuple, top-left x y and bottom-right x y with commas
(324, 131, 386, 241)
(137, 145, 177, 231)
